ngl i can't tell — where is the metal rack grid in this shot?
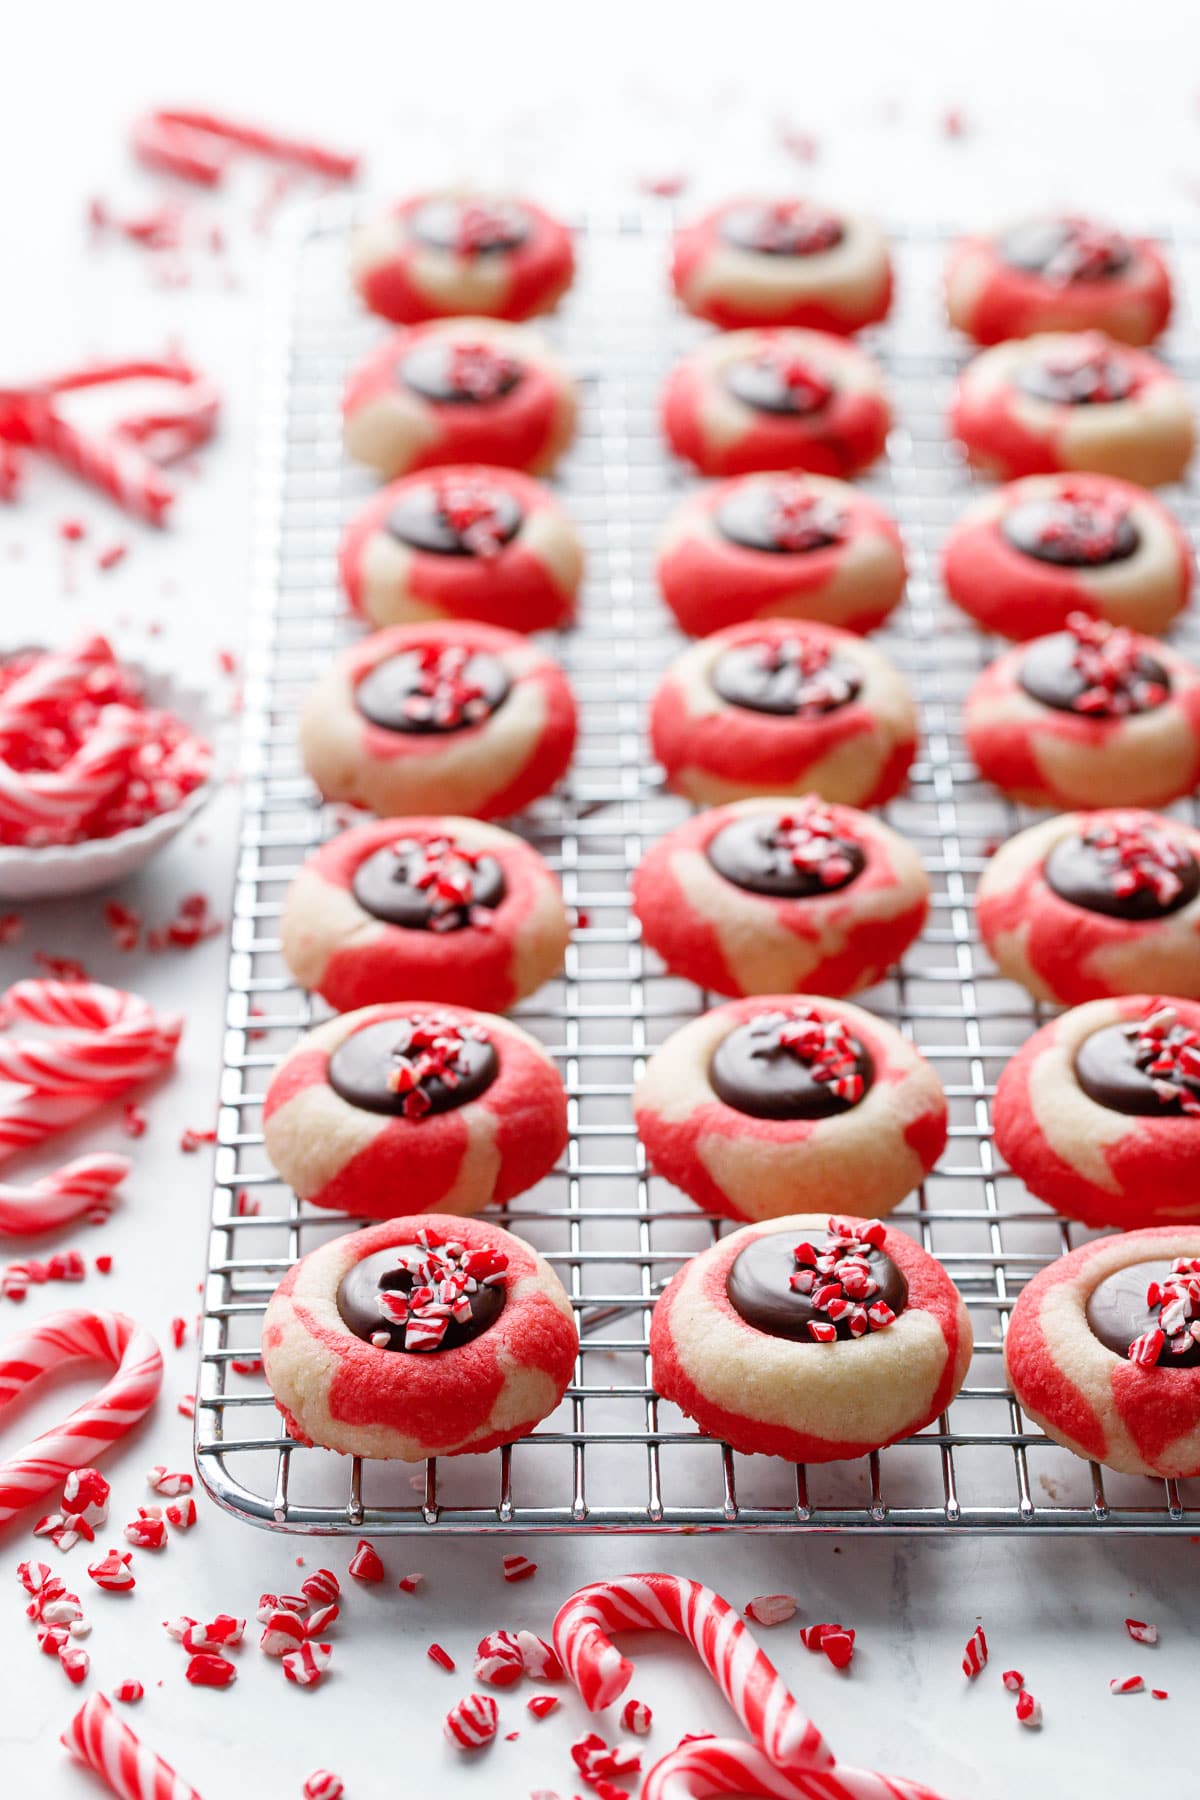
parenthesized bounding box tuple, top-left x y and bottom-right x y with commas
(197, 201, 1200, 1536)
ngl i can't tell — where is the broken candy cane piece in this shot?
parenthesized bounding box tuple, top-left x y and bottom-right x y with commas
(303, 1775, 345, 1800)
(528, 1694, 560, 1719)
(146, 1465, 193, 1497)
(63, 1466, 110, 1525)
(63, 1691, 203, 1796)
(112, 1679, 143, 1703)
(516, 1629, 563, 1680)
(1015, 1690, 1042, 1728)
(301, 1568, 340, 1607)
(185, 1651, 237, 1688)
(475, 1628, 525, 1686)
(87, 1549, 135, 1592)
(962, 1625, 988, 1678)
(444, 1692, 499, 1750)
(348, 1538, 384, 1582)
(1001, 1669, 1024, 1693)
(622, 1698, 653, 1734)
(165, 1497, 197, 1529)
(1125, 1618, 1158, 1645)
(260, 1609, 307, 1656)
(282, 1640, 332, 1688)
(1110, 1674, 1145, 1695)
(503, 1553, 538, 1582)
(743, 1593, 797, 1627)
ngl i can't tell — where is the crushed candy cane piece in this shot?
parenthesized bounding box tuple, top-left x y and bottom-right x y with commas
(475, 1628, 525, 1686)
(301, 1568, 340, 1607)
(1001, 1668, 1024, 1692)
(348, 1538, 384, 1583)
(146, 1465, 192, 1497)
(516, 1629, 563, 1681)
(503, 1553, 538, 1582)
(962, 1625, 988, 1678)
(1110, 1674, 1145, 1695)
(445, 1692, 499, 1750)
(60, 1644, 90, 1684)
(87, 1549, 135, 1592)
(63, 1467, 110, 1525)
(743, 1593, 797, 1627)
(165, 1497, 197, 1530)
(1015, 1690, 1042, 1728)
(1125, 1618, 1158, 1645)
(260, 1609, 307, 1656)
(397, 1572, 423, 1592)
(123, 1511, 167, 1550)
(427, 1641, 456, 1672)
(528, 1693, 560, 1718)
(303, 1775, 344, 1800)
(800, 1621, 856, 1669)
(282, 1641, 332, 1688)
(113, 1679, 143, 1703)
(622, 1698, 652, 1734)
(186, 1651, 237, 1688)
(306, 1603, 339, 1636)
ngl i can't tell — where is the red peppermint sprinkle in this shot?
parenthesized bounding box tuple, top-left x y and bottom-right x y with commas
(282, 1641, 332, 1688)
(1057, 612, 1165, 718)
(1083, 815, 1191, 908)
(165, 1497, 197, 1530)
(59, 1644, 90, 1684)
(740, 632, 854, 717)
(1001, 1668, 1025, 1692)
(962, 1625, 988, 1679)
(446, 341, 521, 403)
(742, 200, 841, 256)
(146, 1466, 193, 1497)
(502, 1552, 538, 1583)
(474, 1628, 525, 1686)
(394, 642, 501, 731)
(1121, 1003, 1200, 1129)
(1110, 1674, 1145, 1695)
(527, 1693, 560, 1718)
(302, 1568, 340, 1607)
(444, 1692, 499, 1750)
(454, 201, 524, 255)
(1015, 1689, 1042, 1728)
(348, 1538, 384, 1583)
(398, 1573, 423, 1592)
(1025, 487, 1133, 567)
(186, 1651, 237, 1688)
(303, 1774, 344, 1800)
(743, 1593, 797, 1627)
(123, 1510, 166, 1550)
(432, 474, 513, 559)
(1035, 340, 1134, 409)
(428, 1642, 456, 1672)
(1125, 1618, 1158, 1645)
(747, 345, 834, 415)
(516, 1629, 563, 1680)
(760, 797, 859, 889)
(260, 1609, 308, 1656)
(621, 1698, 653, 1734)
(113, 1678, 144, 1702)
(87, 1549, 135, 1592)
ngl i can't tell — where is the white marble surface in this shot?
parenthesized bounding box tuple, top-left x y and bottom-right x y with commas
(2, 4, 1199, 1794)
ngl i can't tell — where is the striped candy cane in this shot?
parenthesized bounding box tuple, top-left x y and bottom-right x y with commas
(552, 1575, 834, 1771)
(0, 1308, 163, 1527)
(0, 1153, 130, 1235)
(641, 1737, 955, 1800)
(61, 1692, 201, 1800)
(131, 108, 358, 187)
(0, 635, 115, 734)
(0, 705, 150, 833)
(0, 979, 183, 1165)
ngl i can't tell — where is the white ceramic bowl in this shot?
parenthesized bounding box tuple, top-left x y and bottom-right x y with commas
(0, 658, 219, 901)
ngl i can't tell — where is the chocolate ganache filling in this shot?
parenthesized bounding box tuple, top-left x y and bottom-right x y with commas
(352, 834, 506, 931)
(707, 801, 864, 899)
(712, 634, 862, 717)
(715, 476, 848, 555)
(1017, 618, 1169, 718)
(1044, 817, 1198, 922)
(338, 1238, 508, 1353)
(719, 200, 844, 258)
(355, 644, 511, 734)
(387, 477, 523, 557)
(410, 197, 530, 255)
(328, 1013, 498, 1119)
(1000, 493, 1139, 567)
(999, 217, 1133, 284)
(1074, 1003, 1200, 1118)
(725, 346, 834, 416)
(400, 338, 524, 406)
(711, 1006, 872, 1121)
(1085, 1256, 1200, 1368)
(727, 1217, 906, 1343)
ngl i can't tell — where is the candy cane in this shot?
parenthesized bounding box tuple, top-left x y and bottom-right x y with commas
(0, 1152, 130, 1235)
(131, 108, 358, 187)
(641, 1737, 953, 1800)
(0, 635, 115, 734)
(0, 705, 151, 833)
(0, 1309, 163, 1527)
(0, 980, 183, 1164)
(552, 1575, 834, 1771)
(61, 1692, 201, 1800)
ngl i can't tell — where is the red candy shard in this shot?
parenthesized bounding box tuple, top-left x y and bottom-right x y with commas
(260, 1609, 308, 1657)
(528, 1693, 560, 1718)
(165, 1497, 197, 1530)
(621, 1698, 653, 1734)
(427, 1642, 456, 1672)
(1015, 1690, 1042, 1728)
(87, 1549, 135, 1592)
(962, 1625, 988, 1678)
(1125, 1618, 1158, 1645)
(185, 1651, 237, 1688)
(1110, 1674, 1145, 1695)
(282, 1641, 332, 1688)
(303, 1774, 345, 1800)
(474, 1628, 525, 1686)
(301, 1568, 340, 1607)
(516, 1629, 563, 1680)
(348, 1538, 384, 1583)
(113, 1679, 144, 1703)
(502, 1552, 538, 1583)
(444, 1692, 499, 1750)
(1001, 1668, 1024, 1693)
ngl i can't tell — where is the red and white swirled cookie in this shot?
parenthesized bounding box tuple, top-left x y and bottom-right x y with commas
(1005, 1228, 1200, 1479)
(977, 809, 1200, 1005)
(262, 1214, 577, 1460)
(337, 466, 583, 633)
(949, 331, 1194, 486)
(631, 796, 929, 999)
(263, 1002, 567, 1217)
(942, 474, 1192, 641)
(649, 618, 918, 808)
(351, 191, 575, 324)
(992, 995, 1200, 1229)
(963, 614, 1200, 809)
(649, 1213, 971, 1462)
(280, 816, 570, 1014)
(670, 197, 892, 333)
(656, 472, 906, 639)
(661, 328, 891, 478)
(300, 621, 578, 820)
(342, 318, 577, 479)
(945, 215, 1173, 347)
(633, 996, 947, 1223)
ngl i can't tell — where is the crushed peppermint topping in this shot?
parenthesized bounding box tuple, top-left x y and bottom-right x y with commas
(446, 341, 520, 402)
(1061, 612, 1167, 717)
(1031, 335, 1133, 405)
(743, 634, 856, 715)
(369, 1228, 508, 1355)
(384, 834, 496, 932)
(1127, 1246, 1200, 1364)
(1020, 487, 1133, 564)
(454, 202, 523, 255)
(748, 344, 834, 411)
(1080, 816, 1191, 908)
(383, 1012, 490, 1120)
(743, 199, 842, 256)
(756, 1007, 870, 1105)
(788, 1214, 895, 1343)
(432, 475, 515, 559)
(765, 798, 859, 888)
(397, 644, 501, 729)
(1124, 1001, 1200, 1121)
(1040, 218, 1132, 285)
(766, 478, 848, 551)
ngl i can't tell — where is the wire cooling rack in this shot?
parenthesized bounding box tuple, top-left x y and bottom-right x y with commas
(197, 201, 1200, 1536)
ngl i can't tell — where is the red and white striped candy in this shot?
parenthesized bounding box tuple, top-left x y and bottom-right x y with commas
(0, 1152, 131, 1237)
(1126, 1618, 1158, 1645)
(62, 1691, 202, 1799)
(302, 1568, 340, 1607)
(113, 1679, 144, 1704)
(444, 1693, 499, 1750)
(130, 110, 357, 188)
(744, 1595, 797, 1627)
(146, 1466, 193, 1498)
(303, 1774, 345, 1800)
(1110, 1674, 1145, 1695)
(1001, 1669, 1024, 1693)
(282, 1640, 332, 1688)
(185, 1652, 236, 1688)
(165, 1498, 197, 1530)
(503, 1553, 538, 1582)
(516, 1629, 563, 1680)
(124, 1511, 167, 1550)
(961, 1626, 988, 1679)
(64, 1465, 111, 1523)
(622, 1698, 653, 1734)
(88, 1549, 135, 1592)
(348, 1538, 384, 1582)
(428, 1642, 456, 1672)
(17, 1559, 55, 1594)
(528, 1694, 560, 1719)
(0, 636, 113, 733)
(0, 706, 150, 833)
(0, 1308, 162, 1527)
(1015, 1690, 1042, 1728)
(306, 1604, 339, 1637)
(60, 1643, 91, 1684)
(552, 1575, 835, 1771)
(640, 1735, 954, 1800)
(475, 1628, 525, 1686)
(260, 1609, 307, 1656)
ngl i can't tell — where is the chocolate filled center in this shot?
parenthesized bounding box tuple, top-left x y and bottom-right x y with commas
(1016, 348, 1134, 407)
(707, 811, 864, 899)
(1074, 1019, 1200, 1117)
(409, 198, 530, 255)
(327, 1016, 499, 1118)
(710, 1011, 873, 1120)
(351, 838, 506, 930)
(719, 202, 844, 258)
(1000, 496, 1140, 568)
(725, 352, 833, 417)
(386, 482, 523, 557)
(712, 640, 862, 717)
(999, 218, 1132, 283)
(355, 648, 510, 734)
(727, 1231, 907, 1342)
(715, 479, 848, 555)
(337, 1244, 506, 1353)
(1017, 632, 1169, 718)
(399, 340, 524, 406)
(1044, 827, 1199, 922)
(1085, 1259, 1200, 1367)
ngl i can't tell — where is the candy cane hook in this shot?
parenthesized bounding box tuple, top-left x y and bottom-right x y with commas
(0, 1152, 130, 1235)
(642, 1736, 955, 1800)
(552, 1574, 835, 1771)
